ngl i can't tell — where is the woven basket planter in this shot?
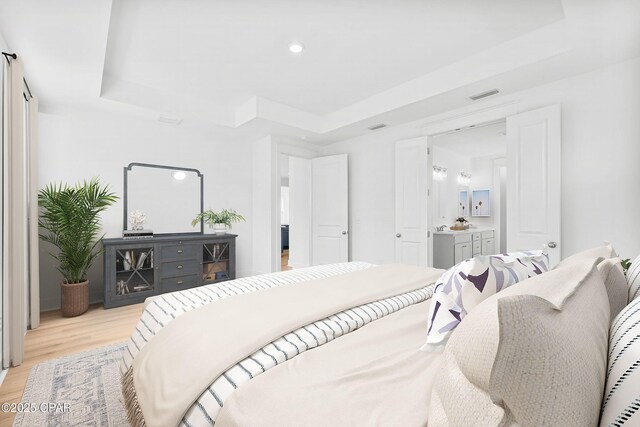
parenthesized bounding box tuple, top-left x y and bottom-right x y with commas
(61, 280, 89, 317)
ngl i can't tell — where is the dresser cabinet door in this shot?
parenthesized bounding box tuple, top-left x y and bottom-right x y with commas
(202, 239, 235, 284)
(104, 243, 158, 308)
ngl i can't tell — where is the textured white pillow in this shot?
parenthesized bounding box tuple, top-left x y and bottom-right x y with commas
(600, 296, 640, 426)
(627, 254, 640, 302)
(554, 241, 616, 269)
(429, 260, 609, 426)
(421, 251, 549, 352)
(598, 258, 629, 320)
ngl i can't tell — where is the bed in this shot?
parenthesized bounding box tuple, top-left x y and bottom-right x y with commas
(121, 250, 640, 427)
(121, 262, 443, 427)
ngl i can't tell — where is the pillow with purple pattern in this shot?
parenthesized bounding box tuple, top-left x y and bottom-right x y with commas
(420, 250, 549, 352)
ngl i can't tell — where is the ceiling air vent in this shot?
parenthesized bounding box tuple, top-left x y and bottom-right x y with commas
(469, 89, 500, 101)
(157, 114, 183, 125)
(368, 123, 387, 131)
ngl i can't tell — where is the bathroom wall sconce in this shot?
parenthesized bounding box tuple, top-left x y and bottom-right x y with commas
(433, 165, 447, 181)
(457, 171, 472, 186)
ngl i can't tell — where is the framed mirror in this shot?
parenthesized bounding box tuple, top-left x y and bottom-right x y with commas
(124, 163, 203, 234)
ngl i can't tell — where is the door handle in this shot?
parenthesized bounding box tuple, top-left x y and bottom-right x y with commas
(177, 265, 183, 270)
(342, 231, 348, 235)
(396, 233, 402, 238)
(547, 241, 558, 249)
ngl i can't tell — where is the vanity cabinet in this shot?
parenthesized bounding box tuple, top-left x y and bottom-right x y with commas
(102, 234, 236, 308)
(433, 230, 495, 269)
(481, 230, 495, 256)
(454, 241, 473, 264)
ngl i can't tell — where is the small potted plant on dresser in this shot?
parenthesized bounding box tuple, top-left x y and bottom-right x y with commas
(192, 208, 245, 234)
(38, 178, 118, 317)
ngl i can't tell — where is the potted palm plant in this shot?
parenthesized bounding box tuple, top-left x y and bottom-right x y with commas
(38, 178, 118, 317)
(192, 208, 245, 234)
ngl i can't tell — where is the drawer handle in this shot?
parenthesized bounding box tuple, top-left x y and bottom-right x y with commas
(177, 249, 183, 254)
(177, 280, 183, 285)
(177, 265, 183, 270)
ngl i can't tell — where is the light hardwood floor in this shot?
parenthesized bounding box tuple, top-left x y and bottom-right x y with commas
(281, 249, 292, 271)
(0, 303, 144, 427)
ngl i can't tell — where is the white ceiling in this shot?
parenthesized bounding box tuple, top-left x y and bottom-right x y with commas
(105, 0, 564, 115)
(0, 0, 639, 144)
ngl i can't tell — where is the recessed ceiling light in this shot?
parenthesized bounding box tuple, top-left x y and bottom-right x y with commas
(288, 42, 305, 54)
(172, 171, 187, 181)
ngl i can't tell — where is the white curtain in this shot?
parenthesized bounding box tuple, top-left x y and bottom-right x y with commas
(27, 95, 39, 331)
(2, 54, 39, 367)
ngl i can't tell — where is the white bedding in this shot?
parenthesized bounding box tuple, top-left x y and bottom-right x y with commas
(121, 262, 438, 426)
(122, 262, 383, 426)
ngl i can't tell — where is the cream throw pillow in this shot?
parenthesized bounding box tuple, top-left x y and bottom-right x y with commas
(428, 260, 609, 426)
(554, 241, 616, 269)
(597, 258, 628, 320)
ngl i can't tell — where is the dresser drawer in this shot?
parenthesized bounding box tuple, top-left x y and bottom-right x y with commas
(454, 233, 472, 244)
(160, 243, 199, 260)
(160, 259, 200, 278)
(482, 230, 494, 239)
(161, 274, 200, 293)
(473, 241, 482, 255)
(472, 232, 482, 241)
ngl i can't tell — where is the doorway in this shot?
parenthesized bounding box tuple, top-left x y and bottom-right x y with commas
(278, 154, 313, 271)
(279, 154, 293, 271)
(429, 120, 507, 269)
(277, 153, 350, 271)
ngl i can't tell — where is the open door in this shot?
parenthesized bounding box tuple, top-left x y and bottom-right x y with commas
(395, 137, 428, 266)
(288, 156, 312, 269)
(506, 104, 561, 266)
(312, 154, 349, 265)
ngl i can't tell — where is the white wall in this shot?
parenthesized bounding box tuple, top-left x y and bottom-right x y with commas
(280, 185, 290, 225)
(38, 110, 254, 310)
(321, 125, 421, 265)
(469, 156, 499, 228)
(251, 135, 277, 275)
(431, 146, 471, 224)
(322, 56, 640, 264)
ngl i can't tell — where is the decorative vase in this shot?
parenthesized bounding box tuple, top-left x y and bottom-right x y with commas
(212, 223, 228, 235)
(61, 280, 89, 317)
(124, 251, 132, 270)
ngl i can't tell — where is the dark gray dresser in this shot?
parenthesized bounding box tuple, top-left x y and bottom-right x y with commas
(102, 234, 236, 308)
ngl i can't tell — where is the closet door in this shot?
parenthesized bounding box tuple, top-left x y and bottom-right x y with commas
(311, 154, 349, 265)
(395, 137, 428, 266)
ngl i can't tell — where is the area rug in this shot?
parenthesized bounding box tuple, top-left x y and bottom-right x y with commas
(13, 342, 128, 427)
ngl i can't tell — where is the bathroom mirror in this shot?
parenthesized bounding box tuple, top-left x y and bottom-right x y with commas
(123, 163, 203, 234)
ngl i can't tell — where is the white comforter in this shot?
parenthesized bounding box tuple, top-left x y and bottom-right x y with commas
(121, 262, 437, 426)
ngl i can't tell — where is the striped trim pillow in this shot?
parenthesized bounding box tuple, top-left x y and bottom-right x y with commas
(600, 297, 640, 426)
(628, 255, 640, 302)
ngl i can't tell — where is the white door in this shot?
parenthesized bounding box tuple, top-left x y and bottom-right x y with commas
(506, 104, 561, 266)
(395, 137, 428, 266)
(312, 154, 349, 265)
(289, 157, 312, 268)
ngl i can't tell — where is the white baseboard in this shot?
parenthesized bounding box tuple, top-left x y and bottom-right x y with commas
(287, 260, 310, 269)
(0, 368, 7, 387)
